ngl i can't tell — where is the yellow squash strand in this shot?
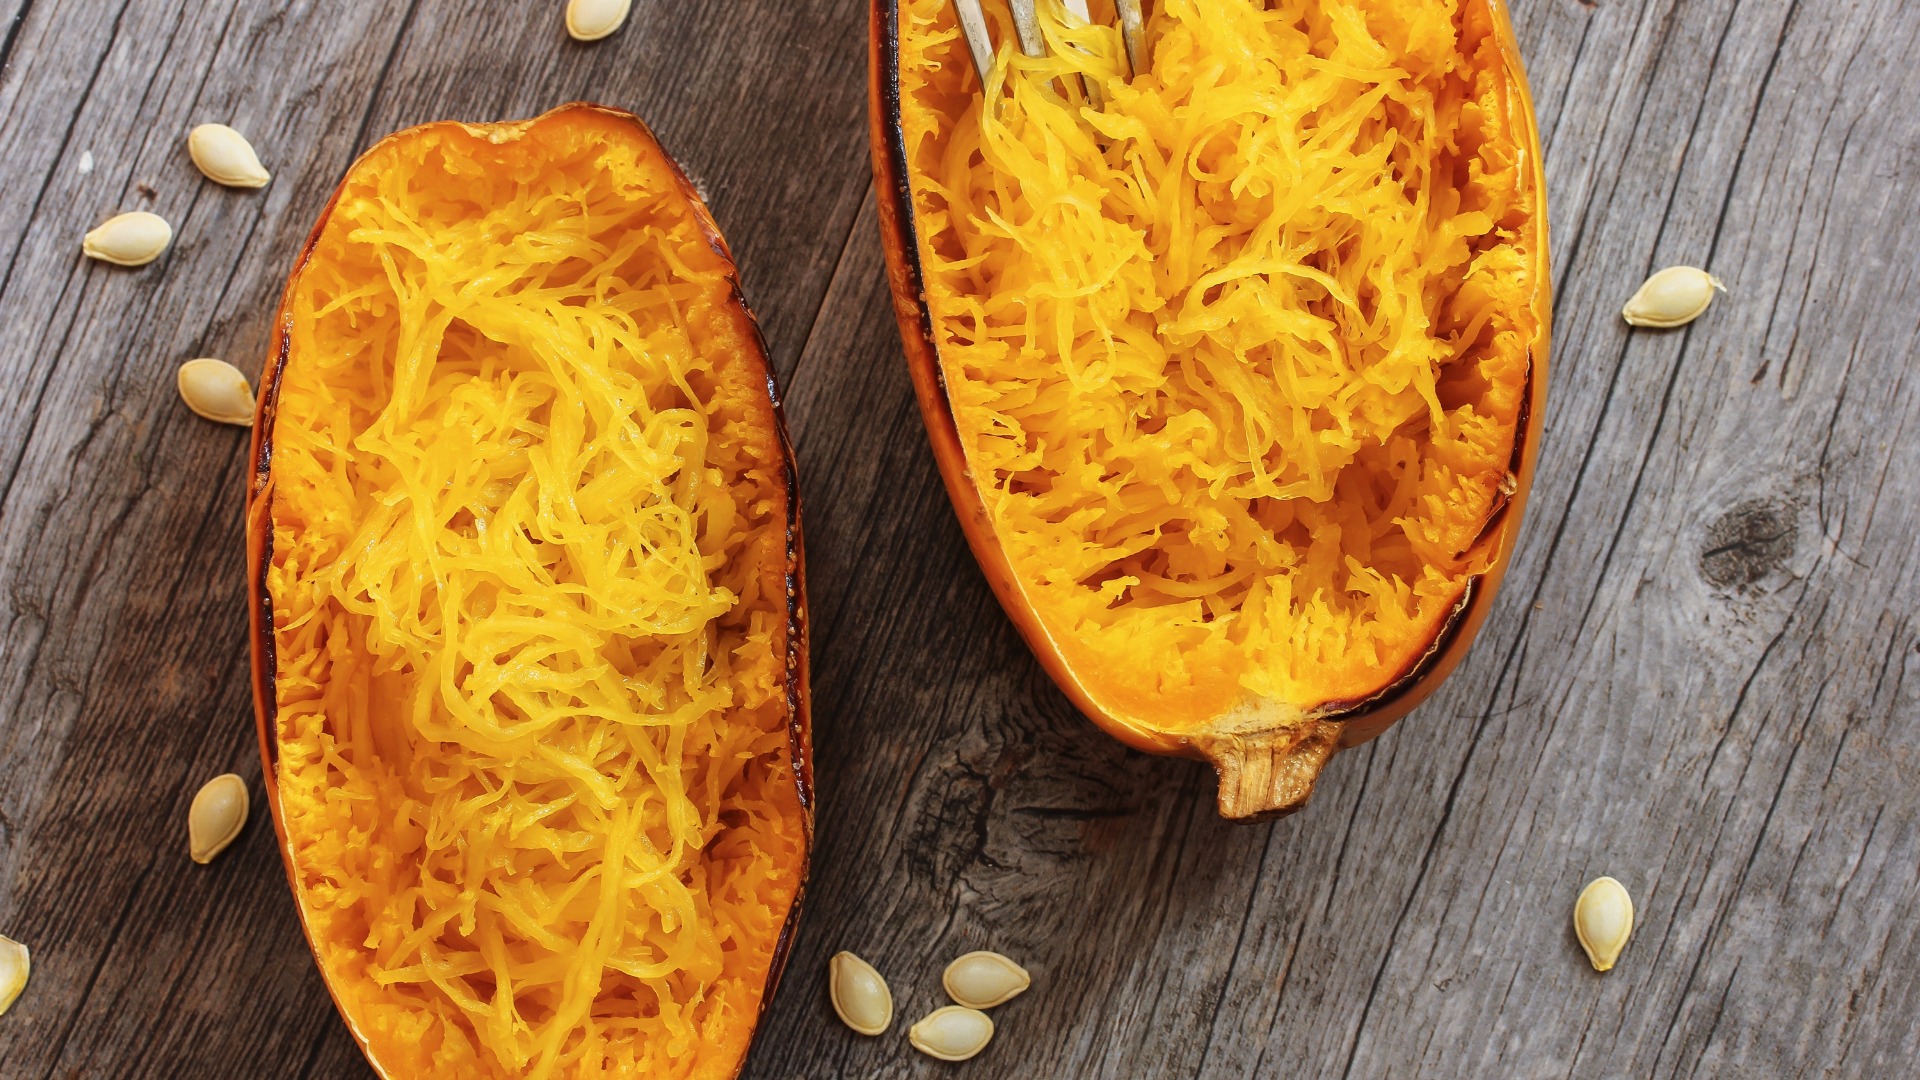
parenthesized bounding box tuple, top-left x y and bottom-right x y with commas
(268, 119, 802, 1079)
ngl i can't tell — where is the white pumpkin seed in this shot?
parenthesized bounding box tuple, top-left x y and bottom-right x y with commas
(1574, 876, 1634, 972)
(188, 124, 271, 189)
(1622, 266, 1724, 328)
(0, 934, 27, 1018)
(177, 359, 255, 427)
(189, 773, 250, 864)
(909, 1005, 994, 1062)
(82, 211, 171, 267)
(942, 950, 1030, 1009)
(828, 951, 892, 1036)
(565, 0, 631, 41)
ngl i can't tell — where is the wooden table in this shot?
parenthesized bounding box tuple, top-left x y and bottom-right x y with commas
(1, 0, 1915, 1076)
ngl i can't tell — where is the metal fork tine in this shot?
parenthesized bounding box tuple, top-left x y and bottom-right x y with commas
(1061, 0, 1106, 110)
(1115, 0, 1146, 78)
(954, 0, 996, 87)
(950, 0, 1126, 108)
(1009, 0, 1046, 58)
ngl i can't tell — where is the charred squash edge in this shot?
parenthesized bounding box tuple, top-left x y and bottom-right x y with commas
(243, 101, 813, 1077)
(867, 1, 1551, 819)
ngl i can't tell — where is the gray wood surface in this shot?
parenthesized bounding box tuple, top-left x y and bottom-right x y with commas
(0, 0, 1914, 1076)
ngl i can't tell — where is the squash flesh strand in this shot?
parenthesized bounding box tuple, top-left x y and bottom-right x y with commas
(268, 116, 802, 1080)
(899, 0, 1537, 729)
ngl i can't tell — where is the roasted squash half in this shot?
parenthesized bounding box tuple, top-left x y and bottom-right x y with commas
(245, 104, 810, 1079)
(871, 0, 1549, 818)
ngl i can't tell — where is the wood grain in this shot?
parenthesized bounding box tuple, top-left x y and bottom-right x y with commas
(0, 0, 1915, 1077)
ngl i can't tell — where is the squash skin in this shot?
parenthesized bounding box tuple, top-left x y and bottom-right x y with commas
(243, 103, 811, 1078)
(868, 2, 1550, 819)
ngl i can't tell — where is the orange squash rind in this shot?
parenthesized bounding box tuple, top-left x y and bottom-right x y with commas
(870, 0, 1550, 819)
(246, 103, 811, 1079)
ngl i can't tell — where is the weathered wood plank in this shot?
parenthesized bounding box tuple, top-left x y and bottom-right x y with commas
(0, 0, 1915, 1077)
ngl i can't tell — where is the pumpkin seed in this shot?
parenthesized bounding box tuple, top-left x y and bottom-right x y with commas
(177, 359, 255, 426)
(188, 124, 271, 189)
(1622, 266, 1724, 328)
(942, 950, 1030, 1009)
(189, 773, 250, 864)
(565, 0, 631, 41)
(827, 950, 892, 1036)
(0, 934, 27, 1018)
(82, 211, 171, 266)
(1574, 876, 1634, 972)
(909, 1004, 994, 1062)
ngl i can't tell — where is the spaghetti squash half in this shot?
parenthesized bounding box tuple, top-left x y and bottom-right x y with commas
(872, 0, 1548, 817)
(246, 104, 810, 1079)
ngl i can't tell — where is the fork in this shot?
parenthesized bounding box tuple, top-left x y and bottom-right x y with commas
(951, 0, 1146, 100)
